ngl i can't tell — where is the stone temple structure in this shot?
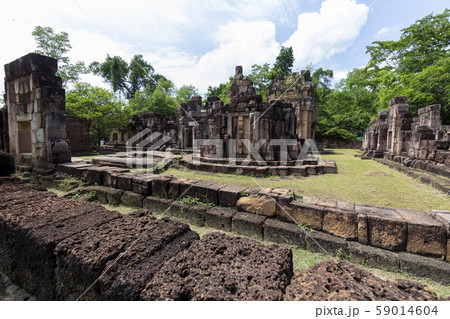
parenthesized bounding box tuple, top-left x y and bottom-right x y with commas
(109, 66, 319, 164)
(362, 97, 450, 177)
(4, 53, 71, 171)
(177, 66, 318, 162)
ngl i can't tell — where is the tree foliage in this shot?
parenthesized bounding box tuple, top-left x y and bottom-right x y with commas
(273, 46, 294, 76)
(206, 77, 233, 104)
(32, 26, 86, 87)
(129, 79, 178, 116)
(176, 85, 199, 104)
(66, 83, 130, 146)
(90, 54, 165, 99)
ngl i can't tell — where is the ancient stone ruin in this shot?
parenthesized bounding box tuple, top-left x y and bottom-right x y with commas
(179, 66, 307, 162)
(111, 66, 319, 165)
(109, 112, 178, 149)
(363, 97, 450, 177)
(3, 53, 71, 171)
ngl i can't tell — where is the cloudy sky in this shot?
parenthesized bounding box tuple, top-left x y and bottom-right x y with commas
(0, 0, 448, 94)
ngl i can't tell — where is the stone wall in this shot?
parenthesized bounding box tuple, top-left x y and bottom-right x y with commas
(4, 53, 71, 171)
(363, 97, 450, 177)
(65, 116, 91, 153)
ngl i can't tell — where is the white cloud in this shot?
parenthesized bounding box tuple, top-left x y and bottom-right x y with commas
(283, 0, 369, 69)
(155, 21, 281, 92)
(0, 0, 369, 97)
(374, 26, 400, 39)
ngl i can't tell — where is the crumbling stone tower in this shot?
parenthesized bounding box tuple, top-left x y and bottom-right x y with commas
(266, 71, 318, 140)
(4, 53, 71, 171)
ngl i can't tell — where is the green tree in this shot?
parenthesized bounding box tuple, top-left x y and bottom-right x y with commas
(363, 9, 450, 123)
(176, 85, 199, 104)
(90, 54, 165, 99)
(273, 46, 294, 76)
(32, 26, 86, 87)
(129, 79, 178, 116)
(206, 77, 234, 104)
(66, 83, 130, 146)
(366, 9, 450, 74)
(248, 63, 271, 101)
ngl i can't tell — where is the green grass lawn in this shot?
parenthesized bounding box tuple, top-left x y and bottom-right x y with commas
(163, 149, 450, 212)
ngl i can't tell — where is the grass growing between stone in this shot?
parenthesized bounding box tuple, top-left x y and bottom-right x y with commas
(163, 149, 450, 212)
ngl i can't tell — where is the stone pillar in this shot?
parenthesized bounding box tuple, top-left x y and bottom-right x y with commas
(4, 53, 71, 171)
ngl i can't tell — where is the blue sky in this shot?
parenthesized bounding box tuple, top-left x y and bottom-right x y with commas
(0, 0, 448, 94)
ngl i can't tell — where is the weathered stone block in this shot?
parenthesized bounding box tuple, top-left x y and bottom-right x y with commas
(396, 209, 446, 257)
(151, 175, 173, 198)
(106, 189, 124, 205)
(116, 173, 135, 191)
(356, 204, 407, 251)
(141, 232, 292, 301)
(232, 212, 267, 240)
(218, 185, 248, 207)
(322, 208, 358, 240)
(131, 174, 155, 196)
(205, 207, 236, 231)
(236, 195, 276, 217)
(168, 202, 206, 226)
(337, 201, 355, 211)
(264, 218, 306, 248)
(142, 196, 173, 213)
(348, 241, 400, 271)
(357, 213, 368, 244)
(305, 230, 348, 256)
(398, 252, 450, 285)
(278, 202, 324, 230)
(121, 191, 145, 207)
(167, 178, 191, 199)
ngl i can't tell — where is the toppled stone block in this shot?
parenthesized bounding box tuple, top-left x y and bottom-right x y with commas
(284, 260, 438, 301)
(141, 232, 293, 300)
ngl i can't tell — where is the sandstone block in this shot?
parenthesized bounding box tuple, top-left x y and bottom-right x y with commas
(322, 208, 358, 240)
(232, 212, 267, 240)
(356, 204, 407, 251)
(278, 202, 324, 230)
(396, 209, 446, 257)
(236, 195, 276, 217)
